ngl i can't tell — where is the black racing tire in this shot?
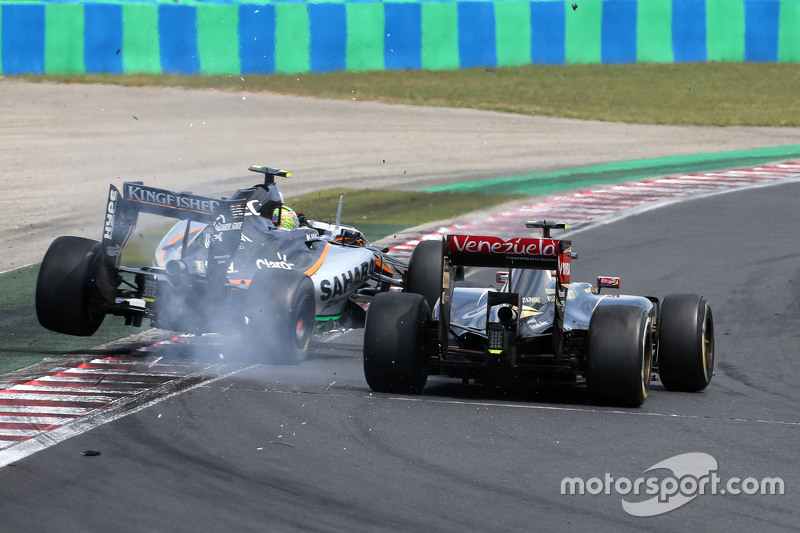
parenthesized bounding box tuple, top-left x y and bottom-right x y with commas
(406, 239, 443, 312)
(36, 236, 112, 336)
(588, 305, 653, 407)
(658, 294, 714, 392)
(243, 269, 316, 365)
(363, 292, 430, 394)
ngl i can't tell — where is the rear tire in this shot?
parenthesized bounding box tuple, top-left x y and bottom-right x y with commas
(405, 239, 443, 311)
(244, 269, 316, 365)
(588, 305, 652, 407)
(658, 294, 714, 392)
(363, 292, 430, 394)
(36, 236, 112, 336)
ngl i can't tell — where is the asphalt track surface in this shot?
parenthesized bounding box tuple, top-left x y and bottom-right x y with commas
(1, 181, 798, 532)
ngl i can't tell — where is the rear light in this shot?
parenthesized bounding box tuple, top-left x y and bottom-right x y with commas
(488, 324, 504, 354)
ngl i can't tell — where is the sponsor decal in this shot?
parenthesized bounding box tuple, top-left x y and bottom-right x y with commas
(450, 235, 558, 256)
(320, 260, 374, 301)
(213, 214, 243, 233)
(103, 188, 117, 240)
(545, 287, 576, 299)
(256, 253, 295, 271)
(105, 244, 121, 257)
(558, 253, 571, 284)
(125, 184, 220, 214)
(246, 199, 261, 216)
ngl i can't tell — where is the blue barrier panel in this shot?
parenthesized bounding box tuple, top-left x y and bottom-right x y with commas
(309, 3, 347, 72)
(1, 4, 45, 74)
(672, 0, 706, 62)
(457, 1, 496, 68)
(531, 0, 564, 65)
(745, 0, 779, 61)
(85, 3, 123, 74)
(385, 2, 422, 70)
(240, 4, 276, 74)
(158, 4, 199, 74)
(602, 0, 637, 64)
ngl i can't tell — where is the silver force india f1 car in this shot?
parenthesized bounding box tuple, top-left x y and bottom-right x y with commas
(363, 221, 714, 407)
(36, 165, 406, 363)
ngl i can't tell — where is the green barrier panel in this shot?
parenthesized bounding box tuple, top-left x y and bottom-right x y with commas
(346, 2, 384, 71)
(707, 0, 745, 61)
(778, 0, 800, 62)
(421, 2, 459, 70)
(495, 1, 532, 67)
(565, 0, 601, 64)
(45, 3, 84, 74)
(122, 3, 161, 74)
(637, 0, 673, 63)
(197, 4, 240, 75)
(275, 2, 310, 74)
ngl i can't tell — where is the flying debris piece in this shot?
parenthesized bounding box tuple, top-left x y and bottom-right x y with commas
(81, 450, 101, 457)
(572, 2, 578, 10)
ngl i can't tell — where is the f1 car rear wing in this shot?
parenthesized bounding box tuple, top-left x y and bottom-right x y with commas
(101, 182, 246, 281)
(433, 221, 573, 363)
(448, 235, 568, 271)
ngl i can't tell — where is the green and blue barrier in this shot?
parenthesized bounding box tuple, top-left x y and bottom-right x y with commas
(1, 0, 799, 76)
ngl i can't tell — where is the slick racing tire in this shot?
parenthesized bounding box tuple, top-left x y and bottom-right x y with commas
(658, 294, 715, 392)
(363, 292, 430, 394)
(36, 236, 113, 336)
(244, 269, 316, 365)
(588, 305, 653, 407)
(405, 239, 443, 312)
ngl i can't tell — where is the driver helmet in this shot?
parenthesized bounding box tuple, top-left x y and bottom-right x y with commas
(272, 206, 300, 230)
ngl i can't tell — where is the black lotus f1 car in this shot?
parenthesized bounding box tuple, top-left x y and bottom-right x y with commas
(363, 221, 714, 407)
(36, 165, 406, 363)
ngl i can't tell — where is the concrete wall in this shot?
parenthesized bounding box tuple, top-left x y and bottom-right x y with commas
(1, 0, 798, 75)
